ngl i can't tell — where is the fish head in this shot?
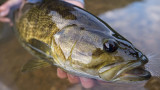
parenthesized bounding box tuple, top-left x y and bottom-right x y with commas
(52, 25, 151, 82)
(97, 31, 151, 82)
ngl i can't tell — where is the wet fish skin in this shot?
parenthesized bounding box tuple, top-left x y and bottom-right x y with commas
(15, 0, 151, 82)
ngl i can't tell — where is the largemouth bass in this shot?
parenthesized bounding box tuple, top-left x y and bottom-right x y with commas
(14, 0, 151, 82)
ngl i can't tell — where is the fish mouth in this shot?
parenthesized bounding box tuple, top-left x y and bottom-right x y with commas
(99, 60, 151, 82)
(115, 67, 151, 81)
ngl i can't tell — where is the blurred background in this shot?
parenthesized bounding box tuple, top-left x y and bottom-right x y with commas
(0, 0, 160, 90)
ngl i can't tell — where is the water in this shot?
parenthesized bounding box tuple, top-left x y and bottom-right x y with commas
(99, 0, 160, 89)
(0, 0, 160, 90)
(99, 0, 160, 77)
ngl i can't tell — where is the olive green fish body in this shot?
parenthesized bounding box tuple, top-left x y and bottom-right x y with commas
(15, 0, 151, 82)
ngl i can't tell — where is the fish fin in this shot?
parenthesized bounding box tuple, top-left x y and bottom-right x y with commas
(28, 38, 51, 55)
(22, 59, 51, 72)
(26, 38, 53, 61)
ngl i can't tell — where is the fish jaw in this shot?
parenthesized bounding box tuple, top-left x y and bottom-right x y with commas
(99, 56, 151, 82)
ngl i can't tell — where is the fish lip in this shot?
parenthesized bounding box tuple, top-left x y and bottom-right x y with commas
(111, 61, 151, 81)
(112, 67, 151, 82)
(99, 57, 151, 82)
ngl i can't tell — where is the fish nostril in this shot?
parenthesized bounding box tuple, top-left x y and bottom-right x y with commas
(141, 56, 149, 64)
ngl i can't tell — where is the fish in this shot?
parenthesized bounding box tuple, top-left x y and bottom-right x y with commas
(14, 0, 151, 82)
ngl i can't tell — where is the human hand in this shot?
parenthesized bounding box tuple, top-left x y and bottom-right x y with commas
(0, 0, 22, 25)
(57, 68, 95, 88)
(0, 1, 12, 25)
(64, 0, 84, 8)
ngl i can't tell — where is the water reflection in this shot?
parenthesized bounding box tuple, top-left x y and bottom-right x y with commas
(0, 0, 160, 90)
(99, 0, 160, 89)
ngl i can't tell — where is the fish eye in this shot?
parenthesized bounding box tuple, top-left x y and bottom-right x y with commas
(103, 40, 118, 53)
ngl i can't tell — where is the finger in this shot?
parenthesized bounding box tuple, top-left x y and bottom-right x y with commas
(57, 68, 67, 79)
(0, 17, 13, 26)
(0, 9, 9, 17)
(0, 3, 10, 17)
(0, 17, 11, 23)
(67, 73, 79, 84)
(80, 77, 94, 88)
(64, 0, 84, 8)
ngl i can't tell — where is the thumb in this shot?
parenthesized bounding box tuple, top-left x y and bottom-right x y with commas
(0, 4, 10, 17)
(0, 9, 10, 17)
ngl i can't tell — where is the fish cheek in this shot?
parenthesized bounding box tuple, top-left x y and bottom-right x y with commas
(98, 63, 125, 81)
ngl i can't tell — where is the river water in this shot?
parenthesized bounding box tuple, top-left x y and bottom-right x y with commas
(0, 0, 160, 90)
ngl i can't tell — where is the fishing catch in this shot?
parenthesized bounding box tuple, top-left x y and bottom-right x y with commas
(14, 0, 151, 82)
